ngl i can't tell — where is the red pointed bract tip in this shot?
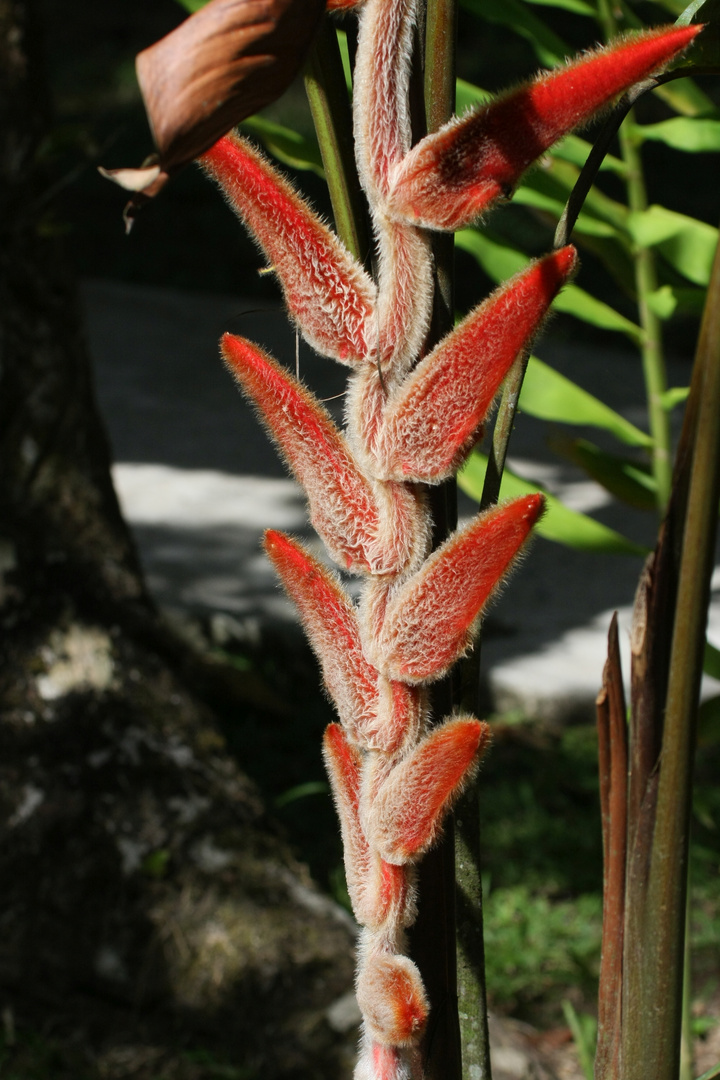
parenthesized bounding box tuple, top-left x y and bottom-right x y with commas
(388, 24, 701, 231)
(371, 717, 490, 863)
(377, 495, 545, 684)
(264, 531, 380, 742)
(223, 334, 384, 574)
(202, 135, 375, 365)
(357, 953, 428, 1045)
(379, 247, 577, 482)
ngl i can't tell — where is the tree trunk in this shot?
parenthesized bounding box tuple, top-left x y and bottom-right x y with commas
(0, 0, 149, 617)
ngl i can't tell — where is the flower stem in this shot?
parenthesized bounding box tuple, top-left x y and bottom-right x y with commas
(618, 117, 673, 510)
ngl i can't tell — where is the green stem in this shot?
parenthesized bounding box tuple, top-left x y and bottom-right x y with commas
(304, 17, 371, 265)
(630, 227, 720, 1080)
(423, 0, 492, 1074)
(618, 117, 673, 510)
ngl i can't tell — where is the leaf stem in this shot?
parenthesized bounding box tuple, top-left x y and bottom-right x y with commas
(618, 116, 673, 510)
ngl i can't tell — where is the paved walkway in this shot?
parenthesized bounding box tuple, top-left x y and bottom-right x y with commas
(83, 278, 720, 721)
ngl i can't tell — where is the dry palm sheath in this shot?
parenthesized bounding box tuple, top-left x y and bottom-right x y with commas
(200, 6, 698, 1076)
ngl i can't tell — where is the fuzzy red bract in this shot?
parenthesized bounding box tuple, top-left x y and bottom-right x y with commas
(264, 530, 380, 740)
(377, 495, 545, 683)
(203, 134, 376, 364)
(388, 25, 701, 230)
(371, 717, 490, 863)
(378, 247, 577, 481)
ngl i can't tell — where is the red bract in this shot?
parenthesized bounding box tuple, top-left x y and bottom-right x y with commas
(203, 134, 376, 365)
(223, 334, 423, 575)
(370, 717, 490, 863)
(323, 723, 373, 922)
(376, 496, 545, 683)
(377, 247, 577, 481)
(388, 24, 701, 230)
(356, 952, 429, 1044)
(264, 530, 379, 740)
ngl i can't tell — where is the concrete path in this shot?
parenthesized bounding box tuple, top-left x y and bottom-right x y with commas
(83, 278, 720, 721)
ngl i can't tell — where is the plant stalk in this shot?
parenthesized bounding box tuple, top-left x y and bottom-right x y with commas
(304, 17, 371, 265)
(632, 226, 720, 1080)
(618, 118, 673, 510)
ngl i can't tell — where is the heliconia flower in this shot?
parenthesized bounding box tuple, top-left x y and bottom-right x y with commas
(375, 495, 545, 683)
(203, 134, 376, 366)
(264, 530, 379, 741)
(223, 334, 421, 575)
(387, 24, 702, 231)
(370, 716, 490, 863)
(376, 247, 578, 481)
(356, 949, 429, 1045)
(323, 724, 374, 922)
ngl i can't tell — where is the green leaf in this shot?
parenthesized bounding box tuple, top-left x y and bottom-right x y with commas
(626, 206, 719, 286)
(455, 78, 492, 113)
(275, 781, 329, 808)
(553, 285, 642, 340)
(455, 229, 527, 281)
(676, 0, 716, 24)
(703, 639, 720, 680)
(633, 117, 720, 152)
(336, 29, 353, 92)
(512, 186, 618, 237)
(549, 436, 657, 511)
(662, 385, 691, 409)
(241, 116, 324, 176)
(551, 134, 626, 176)
(456, 229, 641, 339)
(519, 155, 629, 232)
(458, 452, 648, 553)
(653, 78, 716, 118)
(459, 0, 570, 66)
(520, 357, 652, 445)
(648, 284, 707, 320)
(562, 1001, 597, 1080)
(175, 0, 209, 9)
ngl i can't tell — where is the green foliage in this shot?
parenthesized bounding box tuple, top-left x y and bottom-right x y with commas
(453, 0, 716, 556)
(459, 451, 648, 553)
(483, 886, 602, 1008)
(562, 1000, 598, 1080)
